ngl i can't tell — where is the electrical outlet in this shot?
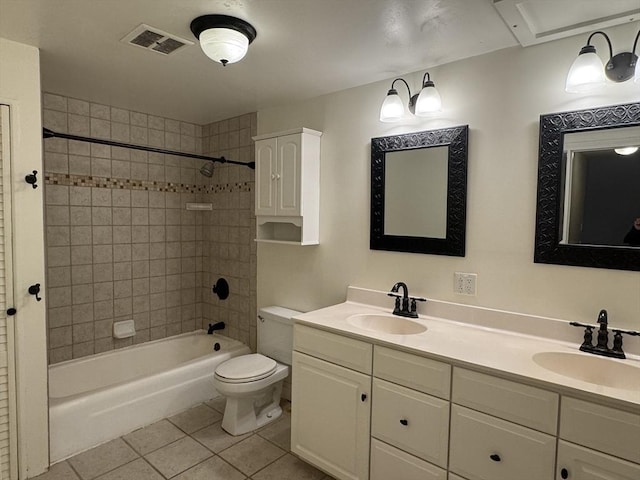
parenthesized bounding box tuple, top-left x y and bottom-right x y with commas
(454, 272, 477, 296)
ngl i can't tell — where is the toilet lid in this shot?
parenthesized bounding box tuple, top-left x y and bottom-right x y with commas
(215, 354, 277, 383)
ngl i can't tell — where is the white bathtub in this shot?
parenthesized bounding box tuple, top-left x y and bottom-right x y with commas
(48, 330, 250, 462)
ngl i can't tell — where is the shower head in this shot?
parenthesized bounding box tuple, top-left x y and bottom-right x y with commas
(200, 161, 214, 177)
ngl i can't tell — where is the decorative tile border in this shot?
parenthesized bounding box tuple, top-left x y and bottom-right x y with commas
(45, 173, 252, 194)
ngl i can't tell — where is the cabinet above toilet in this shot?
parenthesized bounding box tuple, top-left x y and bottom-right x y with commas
(253, 128, 322, 245)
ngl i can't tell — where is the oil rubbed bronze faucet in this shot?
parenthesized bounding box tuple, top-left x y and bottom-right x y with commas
(388, 282, 426, 319)
(570, 309, 640, 359)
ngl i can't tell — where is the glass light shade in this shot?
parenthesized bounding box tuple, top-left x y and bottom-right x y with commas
(415, 85, 442, 115)
(565, 51, 606, 93)
(379, 92, 405, 122)
(614, 146, 639, 156)
(199, 28, 249, 65)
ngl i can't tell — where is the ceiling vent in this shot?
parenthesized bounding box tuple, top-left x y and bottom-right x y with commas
(121, 24, 193, 55)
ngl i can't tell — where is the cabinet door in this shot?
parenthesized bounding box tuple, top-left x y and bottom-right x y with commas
(557, 440, 640, 480)
(291, 351, 371, 480)
(255, 137, 277, 216)
(276, 133, 302, 216)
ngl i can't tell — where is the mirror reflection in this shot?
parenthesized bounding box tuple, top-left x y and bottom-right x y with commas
(560, 127, 640, 247)
(384, 146, 448, 238)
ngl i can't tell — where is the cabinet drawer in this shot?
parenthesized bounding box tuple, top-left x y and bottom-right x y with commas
(560, 397, 640, 464)
(557, 440, 640, 480)
(371, 378, 449, 467)
(294, 324, 372, 374)
(452, 367, 558, 434)
(374, 345, 451, 399)
(370, 438, 446, 480)
(449, 405, 556, 480)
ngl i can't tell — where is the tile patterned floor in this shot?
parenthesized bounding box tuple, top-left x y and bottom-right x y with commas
(34, 399, 335, 480)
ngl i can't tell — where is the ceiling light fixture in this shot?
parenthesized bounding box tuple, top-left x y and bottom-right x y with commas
(379, 72, 442, 122)
(614, 146, 639, 156)
(565, 29, 640, 93)
(190, 14, 257, 66)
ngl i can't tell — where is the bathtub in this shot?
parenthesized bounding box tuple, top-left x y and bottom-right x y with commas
(49, 330, 250, 462)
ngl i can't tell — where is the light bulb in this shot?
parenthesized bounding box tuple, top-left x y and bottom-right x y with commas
(379, 90, 405, 122)
(565, 47, 606, 93)
(415, 85, 442, 115)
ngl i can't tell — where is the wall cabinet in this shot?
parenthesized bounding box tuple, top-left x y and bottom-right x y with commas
(253, 128, 321, 244)
(291, 325, 640, 480)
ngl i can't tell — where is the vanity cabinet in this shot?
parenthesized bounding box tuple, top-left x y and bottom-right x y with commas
(291, 324, 640, 480)
(291, 325, 372, 480)
(555, 397, 640, 480)
(253, 128, 321, 245)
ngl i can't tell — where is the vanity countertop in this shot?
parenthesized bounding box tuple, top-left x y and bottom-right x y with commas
(292, 288, 640, 410)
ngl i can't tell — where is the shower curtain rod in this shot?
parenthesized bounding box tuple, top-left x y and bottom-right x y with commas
(42, 128, 256, 169)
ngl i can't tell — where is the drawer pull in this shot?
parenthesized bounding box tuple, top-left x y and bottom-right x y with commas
(361, 393, 367, 402)
(489, 453, 501, 462)
(560, 468, 569, 479)
(399, 419, 408, 426)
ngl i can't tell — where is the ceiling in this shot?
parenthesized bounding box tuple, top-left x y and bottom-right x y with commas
(0, 0, 637, 125)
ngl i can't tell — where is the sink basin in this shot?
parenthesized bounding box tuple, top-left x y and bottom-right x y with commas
(347, 314, 427, 335)
(532, 352, 640, 390)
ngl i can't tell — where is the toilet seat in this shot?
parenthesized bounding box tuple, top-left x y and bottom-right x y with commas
(215, 354, 277, 384)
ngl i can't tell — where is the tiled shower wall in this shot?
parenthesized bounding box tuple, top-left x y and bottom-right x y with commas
(43, 93, 256, 364)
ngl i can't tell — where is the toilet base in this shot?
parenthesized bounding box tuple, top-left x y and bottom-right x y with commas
(220, 381, 284, 436)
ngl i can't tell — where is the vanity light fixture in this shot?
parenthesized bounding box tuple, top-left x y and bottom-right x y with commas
(379, 72, 442, 122)
(565, 29, 640, 93)
(190, 14, 257, 66)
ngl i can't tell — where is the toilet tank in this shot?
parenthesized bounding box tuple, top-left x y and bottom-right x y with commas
(257, 306, 301, 365)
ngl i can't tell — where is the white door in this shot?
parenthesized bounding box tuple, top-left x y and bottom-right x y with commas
(0, 104, 18, 479)
(255, 137, 278, 216)
(291, 351, 371, 480)
(276, 134, 301, 216)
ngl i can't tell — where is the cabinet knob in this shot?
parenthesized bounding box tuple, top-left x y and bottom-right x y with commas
(489, 454, 501, 462)
(399, 419, 408, 426)
(560, 468, 569, 479)
(271, 174, 276, 180)
(361, 393, 367, 402)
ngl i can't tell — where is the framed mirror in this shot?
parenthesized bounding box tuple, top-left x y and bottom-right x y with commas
(370, 125, 468, 256)
(534, 102, 640, 271)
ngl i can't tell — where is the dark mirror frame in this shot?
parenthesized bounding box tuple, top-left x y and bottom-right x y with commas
(534, 102, 640, 271)
(370, 125, 468, 256)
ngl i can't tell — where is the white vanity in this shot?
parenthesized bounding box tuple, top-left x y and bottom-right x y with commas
(290, 287, 640, 480)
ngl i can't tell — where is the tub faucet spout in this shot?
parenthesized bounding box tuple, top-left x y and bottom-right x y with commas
(208, 322, 226, 334)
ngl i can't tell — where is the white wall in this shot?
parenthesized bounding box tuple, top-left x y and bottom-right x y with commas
(0, 38, 49, 478)
(256, 22, 640, 330)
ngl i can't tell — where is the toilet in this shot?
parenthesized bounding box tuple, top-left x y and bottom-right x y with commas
(213, 306, 300, 436)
